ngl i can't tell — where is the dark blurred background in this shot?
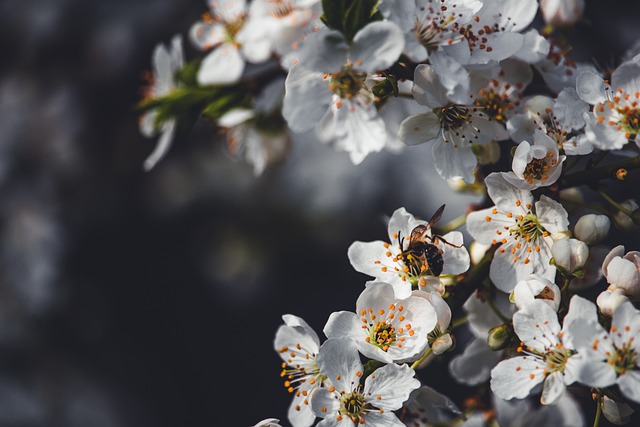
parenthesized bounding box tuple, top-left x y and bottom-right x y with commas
(0, 1, 638, 426)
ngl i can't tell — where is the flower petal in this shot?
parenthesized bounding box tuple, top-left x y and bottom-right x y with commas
(491, 356, 545, 400)
(351, 21, 405, 72)
(398, 112, 441, 146)
(197, 44, 244, 85)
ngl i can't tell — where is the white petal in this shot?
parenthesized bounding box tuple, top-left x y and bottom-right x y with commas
(466, 207, 510, 244)
(347, 240, 394, 278)
(495, 0, 539, 32)
(469, 32, 523, 64)
(606, 257, 638, 290)
(309, 388, 339, 419)
(612, 59, 640, 95)
(412, 64, 448, 108)
(535, 195, 569, 234)
(618, 371, 640, 404)
(429, 52, 470, 104)
(331, 101, 386, 164)
(485, 172, 534, 214)
(540, 370, 566, 405)
(197, 44, 244, 85)
(513, 300, 561, 352)
(316, 338, 362, 392)
(351, 21, 405, 72)
(398, 112, 441, 146)
(282, 65, 332, 133)
(449, 337, 502, 385)
(513, 29, 550, 63)
(570, 354, 617, 388)
(440, 232, 470, 275)
(323, 311, 361, 340)
(432, 137, 477, 183)
(288, 389, 316, 427)
(553, 87, 589, 131)
(143, 120, 177, 171)
(576, 70, 607, 104)
(298, 29, 349, 72)
(491, 356, 545, 400)
(364, 363, 420, 411)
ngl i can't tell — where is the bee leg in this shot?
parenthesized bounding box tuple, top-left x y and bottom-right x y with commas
(436, 235, 463, 248)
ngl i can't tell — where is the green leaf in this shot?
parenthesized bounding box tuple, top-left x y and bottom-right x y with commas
(320, 0, 381, 42)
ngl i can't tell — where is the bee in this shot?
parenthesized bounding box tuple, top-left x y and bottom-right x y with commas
(398, 204, 462, 278)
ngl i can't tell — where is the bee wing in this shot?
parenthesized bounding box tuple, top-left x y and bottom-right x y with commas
(409, 224, 429, 244)
(427, 204, 446, 228)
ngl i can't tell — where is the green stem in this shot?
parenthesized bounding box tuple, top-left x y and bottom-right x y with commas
(410, 347, 433, 370)
(598, 190, 634, 217)
(451, 315, 468, 329)
(593, 394, 602, 427)
(561, 277, 571, 293)
(436, 213, 468, 234)
(558, 156, 640, 189)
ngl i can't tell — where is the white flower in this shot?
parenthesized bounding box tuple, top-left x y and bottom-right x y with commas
(540, 0, 585, 26)
(237, 0, 320, 62)
(274, 314, 324, 427)
(139, 35, 184, 171)
(577, 59, 640, 150)
(310, 337, 420, 426)
(324, 282, 436, 363)
(573, 214, 610, 245)
(383, 0, 482, 63)
(551, 238, 589, 276)
(602, 245, 640, 299)
(513, 274, 561, 312)
(466, 172, 570, 292)
(490, 296, 592, 405)
(282, 21, 405, 164)
(190, 0, 250, 85)
(504, 130, 566, 190)
(413, 290, 453, 357)
(491, 393, 585, 427)
(612, 199, 640, 231)
(568, 299, 640, 403)
(399, 64, 508, 183)
(348, 207, 470, 298)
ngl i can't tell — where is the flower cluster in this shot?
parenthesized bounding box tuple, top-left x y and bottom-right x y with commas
(136, 1, 640, 426)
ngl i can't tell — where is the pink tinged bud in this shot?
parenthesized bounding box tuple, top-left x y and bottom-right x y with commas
(540, 0, 585, 26)
(431, 333, 453, 355)
(597, 289, 630, 317)
(574, 214, 610, 245)
(551, 238, 589, 276)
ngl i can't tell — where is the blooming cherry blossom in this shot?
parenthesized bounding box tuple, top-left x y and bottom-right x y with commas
(602, 245, 640, 299)
(274, 314, 324, 427)
(512, 274, 561, 312)
(399, 64, 508, 182)
(139, 35, 184, 171)
(490, 296, 593, 405)
(310, 337, 420, 427)
(504, 130, 566, 190)
(323, 282, 437, 363)
(466, 172, 569, 292)
(282, 21, 405, 164)
(348, 207, 470, 298)
(190, 0, 250, 85)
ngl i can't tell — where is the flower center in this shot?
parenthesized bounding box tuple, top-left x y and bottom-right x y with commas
(340, 389, 369, 423)
(361, 304, 409, 352)
(474, 87, 515, 123)
(328, 68, 368, 99)
(544, 344, 574, 373)
(609, 341, 638, 375)
(370, 322, 397, 351)
(510, 213, 546, 243)
(436, 103, 471, 131)
(523, 153, 558, 184)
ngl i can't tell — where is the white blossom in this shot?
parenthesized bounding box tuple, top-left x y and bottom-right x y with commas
(466, 172, 569, 292)
(504, 130, 566, 190)
(311, 337, 420, 426)
(540, 0, 585, 26)
(602, 245, 640, 299)
(551, 238, 589, 276)
(348, 207, 470, 298)
(323, 281, 437, 363)
(512, 274, 561, 312)
(573, 214, 610, 245)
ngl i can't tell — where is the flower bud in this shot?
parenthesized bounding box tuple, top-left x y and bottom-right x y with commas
(487, 323, 512, 351)
(574, 214, 610, 245)
(597, 289, 630, 317)
(432, 333, 453, 355)
(613, 199, 640, 231)
(551, 238, 589, 276)
(473, 140, 501, 165)
(513, 274, 562, 312)
(602, 395, 635, 425)
(602, 246, 640, 298)
(540, 0, 585, 26)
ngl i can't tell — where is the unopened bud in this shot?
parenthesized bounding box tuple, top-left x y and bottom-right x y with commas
(574, 214, 610, 245)
(613, 199, 640, 231)
(473, 140, 501, 165)
(551, 238, 589, 276)
(432, 333, 453, 355)
(540, 0, 585, 26)
(487, 324, 512, 351)
(602, 395, 635, 425)
(597, 289, 630, 317)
